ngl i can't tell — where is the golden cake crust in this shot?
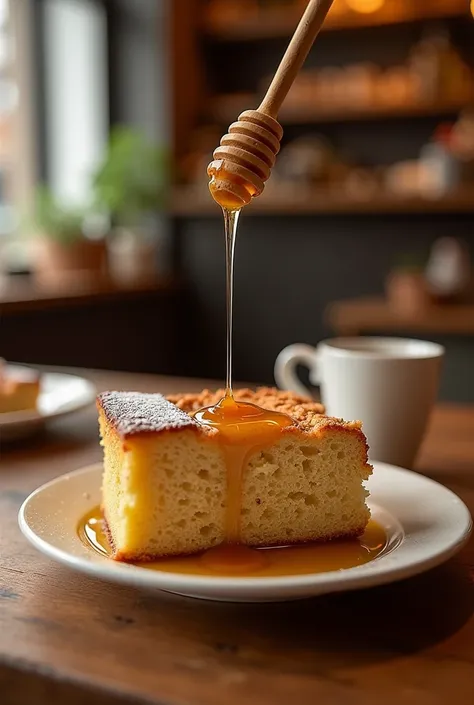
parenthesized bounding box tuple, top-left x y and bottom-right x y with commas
(168, 386, 324, 418)
(98, 387, 369, 457)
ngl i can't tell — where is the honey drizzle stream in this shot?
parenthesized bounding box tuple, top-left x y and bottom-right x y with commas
(223, 207, 240, 397)
(194, 206, 293, 545)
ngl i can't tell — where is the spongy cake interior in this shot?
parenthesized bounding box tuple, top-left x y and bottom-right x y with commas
(241, 431, 369, 546)
(99, 389, 372, 561)
(99, 397, 227, 559)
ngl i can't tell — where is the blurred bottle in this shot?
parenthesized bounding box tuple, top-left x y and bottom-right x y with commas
(340, 63, 379, 105)
(386, 256, 430, 315)
(376, 66, 414, 105)
(274, 135, 340, 186)
(409, 27, 472, 102)
(451, 109, 474, 183)
(425, 237, 472, 303)
(419, 123, 461, 197)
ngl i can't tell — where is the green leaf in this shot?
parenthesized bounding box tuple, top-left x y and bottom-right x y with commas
(92, 126, 169, 226)
(30, 186, 87, 244)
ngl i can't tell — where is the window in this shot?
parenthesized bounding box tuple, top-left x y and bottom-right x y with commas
(0, 0, 36, 236)
(0, 0, 108, 245)
(42, 0, 108, 206)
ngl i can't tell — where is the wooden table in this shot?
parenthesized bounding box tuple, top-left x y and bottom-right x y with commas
(1, 369, 474, 705)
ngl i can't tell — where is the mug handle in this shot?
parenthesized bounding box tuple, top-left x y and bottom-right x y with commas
(274, 344, 320, 397)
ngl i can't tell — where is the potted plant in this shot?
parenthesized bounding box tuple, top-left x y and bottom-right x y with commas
(30, 187, 107, 281)
(92, 126, 169, 282)
(385, 253, 430, 315)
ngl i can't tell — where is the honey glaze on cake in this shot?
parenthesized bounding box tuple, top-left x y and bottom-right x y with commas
(194, 394, 294, 543)
(79, 506, 387, 576)
(170, 387, 330, 548)
(98, 386, 372, 564)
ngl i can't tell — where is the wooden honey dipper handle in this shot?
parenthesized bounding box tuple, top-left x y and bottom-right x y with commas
(258, 0, 335, 118)
(208, 0, 336, 209)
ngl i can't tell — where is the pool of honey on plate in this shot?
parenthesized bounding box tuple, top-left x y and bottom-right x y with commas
(78, 507, 387, 578)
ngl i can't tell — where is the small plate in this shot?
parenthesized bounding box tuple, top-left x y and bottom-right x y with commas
(1, 366, 96, 441)
(19, 462, 471, 602)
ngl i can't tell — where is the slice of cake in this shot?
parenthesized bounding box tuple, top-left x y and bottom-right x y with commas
(0, 360, 41, 414)
(98, 388, 372, 562)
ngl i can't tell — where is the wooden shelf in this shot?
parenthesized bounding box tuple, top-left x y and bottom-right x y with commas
(170, 186, 474, 216)
(327, 296, 474, 336)
(0, 274, 180, 316)
(210, 93, 473, 126)
(204, 1, 471, 41)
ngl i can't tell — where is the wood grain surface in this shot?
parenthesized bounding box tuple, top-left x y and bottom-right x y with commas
(1, 369, 474, 705)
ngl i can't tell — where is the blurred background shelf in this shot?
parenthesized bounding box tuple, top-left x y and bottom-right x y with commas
(171, 187, 474, 216)
(210, 93, 474, 126)
(204, 0, 470, 41)
(0, 274, 180, 315)
(2, 0, 474, 401)
(327, 296, 474, 336)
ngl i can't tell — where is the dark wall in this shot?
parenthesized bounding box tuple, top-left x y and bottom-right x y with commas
(2, 289, 184, 375)
(176, 213, 474, 402)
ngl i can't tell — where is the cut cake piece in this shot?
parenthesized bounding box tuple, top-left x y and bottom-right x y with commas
(98, 388, 372, 561)
(0, 359, 40, 414)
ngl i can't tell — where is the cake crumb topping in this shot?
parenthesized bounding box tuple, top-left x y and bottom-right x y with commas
(98, 387, 364, 438)
(166, 387, 344, 433)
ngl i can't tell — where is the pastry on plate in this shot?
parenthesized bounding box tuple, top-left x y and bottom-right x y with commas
(0, 359, 41, 414)
(98, 388, 372, 561)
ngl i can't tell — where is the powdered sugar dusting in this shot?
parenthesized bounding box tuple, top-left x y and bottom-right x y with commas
(97, 391, 197, 437)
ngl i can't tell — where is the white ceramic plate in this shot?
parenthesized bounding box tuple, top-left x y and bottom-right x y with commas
(1, 366, 96, 441)
(19, 462, 471, 602)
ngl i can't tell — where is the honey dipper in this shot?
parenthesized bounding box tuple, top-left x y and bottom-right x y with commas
(208, 0, 336, 210)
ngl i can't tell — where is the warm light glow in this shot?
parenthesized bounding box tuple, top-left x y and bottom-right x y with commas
(471, 0, 474, 18)
(345, 0, 385, 14)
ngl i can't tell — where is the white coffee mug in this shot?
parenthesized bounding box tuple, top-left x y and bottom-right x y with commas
(275, 337, 444, 468)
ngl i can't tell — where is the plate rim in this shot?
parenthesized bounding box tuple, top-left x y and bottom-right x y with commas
(18, 462, 473, 597)
(0, 367, 96, 427)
